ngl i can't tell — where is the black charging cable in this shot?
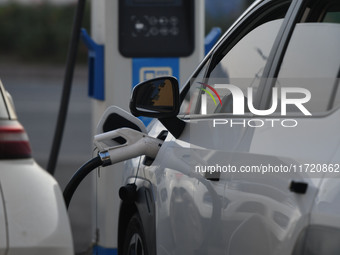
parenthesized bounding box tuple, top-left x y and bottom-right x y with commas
(47, 0, 87, 175)
(63, 156, 102, 209)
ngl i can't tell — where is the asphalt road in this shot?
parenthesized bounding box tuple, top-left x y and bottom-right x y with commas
(0, 62, 94, 254)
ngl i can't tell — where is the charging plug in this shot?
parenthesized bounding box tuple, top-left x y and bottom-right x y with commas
(94, 128, 163, 166)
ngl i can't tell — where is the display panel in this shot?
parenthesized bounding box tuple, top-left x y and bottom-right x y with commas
(119, 0, 195, 57)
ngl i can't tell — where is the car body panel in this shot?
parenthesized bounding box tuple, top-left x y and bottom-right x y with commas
(136, 112, 337, 254)
(0, 159, 73, 255)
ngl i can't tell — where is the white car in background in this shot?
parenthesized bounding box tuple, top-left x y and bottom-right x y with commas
(115, 0, 340, 254)
(0, 80, 73, 255)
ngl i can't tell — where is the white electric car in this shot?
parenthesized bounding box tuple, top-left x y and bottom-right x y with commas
(116, 0, 340, 254)
(0, 80, 73, 255)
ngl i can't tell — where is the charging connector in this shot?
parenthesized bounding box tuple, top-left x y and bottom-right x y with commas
(63, 128, 163, 209)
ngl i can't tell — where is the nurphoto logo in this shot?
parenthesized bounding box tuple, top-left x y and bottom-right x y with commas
(198, 83, 312, 128)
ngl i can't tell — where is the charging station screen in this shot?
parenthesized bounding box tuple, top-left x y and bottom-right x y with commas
(119, 0, 194, 57)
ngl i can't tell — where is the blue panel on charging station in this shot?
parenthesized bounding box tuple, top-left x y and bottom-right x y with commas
(132, 58, 179, 126)
(81, 29, 105, 101)
(92, 245, 117, 255)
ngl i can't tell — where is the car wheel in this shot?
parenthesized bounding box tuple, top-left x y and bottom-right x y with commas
(123, 213, 149, 255)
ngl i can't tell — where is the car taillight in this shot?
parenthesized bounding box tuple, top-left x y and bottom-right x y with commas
(0, 123, 32, 159)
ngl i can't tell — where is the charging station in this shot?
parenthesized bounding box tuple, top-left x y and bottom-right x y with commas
(81, 0, 209, 253)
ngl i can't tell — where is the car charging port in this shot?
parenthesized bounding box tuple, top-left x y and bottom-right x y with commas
(119, 183, 137, 203)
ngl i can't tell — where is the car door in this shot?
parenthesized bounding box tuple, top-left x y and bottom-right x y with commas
(176, 1, 307, 254)
(178, 0, 340, 254)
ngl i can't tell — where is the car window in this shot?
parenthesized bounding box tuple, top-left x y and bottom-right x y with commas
(180, 1, 292, 116)
(180, 58, 210, 115)
(272, 2, 340, 115)
(323, 12, 340, 23)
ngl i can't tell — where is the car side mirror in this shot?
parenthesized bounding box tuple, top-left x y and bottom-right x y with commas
(129, 76, 185, 139)
(130, 76, 180, 118)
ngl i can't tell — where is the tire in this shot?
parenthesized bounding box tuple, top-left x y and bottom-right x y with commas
(123, 213, 149, 255)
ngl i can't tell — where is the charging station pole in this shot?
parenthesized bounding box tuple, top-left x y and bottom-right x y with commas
(83, 0, 205, 253)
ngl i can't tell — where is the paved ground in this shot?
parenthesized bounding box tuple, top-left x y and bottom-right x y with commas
(0, 62, 94, 254)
